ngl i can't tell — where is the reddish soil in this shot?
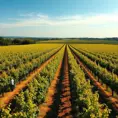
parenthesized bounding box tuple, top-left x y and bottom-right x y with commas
(38, 61, 62, 118)
(0, 49, 61, 109)
(38, 46, 73, 118)
(70, 46, 118, 112)
(58, 46, 73, 118)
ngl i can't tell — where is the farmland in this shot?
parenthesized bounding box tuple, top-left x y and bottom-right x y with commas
(0, 43, 118, 118)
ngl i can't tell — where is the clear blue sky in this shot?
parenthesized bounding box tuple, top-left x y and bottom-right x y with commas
(0, 0, 118, 37)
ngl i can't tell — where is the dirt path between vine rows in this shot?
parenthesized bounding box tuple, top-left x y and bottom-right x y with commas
(58, 46, 73, 118)
(38, 46, 73, 118)
(0, 47, 62, 109)
(69, 46, 118, 112)
(38, 60, 62, 118)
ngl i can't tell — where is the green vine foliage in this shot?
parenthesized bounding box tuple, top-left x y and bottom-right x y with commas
(0, 46, 64, 118)
(0, 47, 61, 94)
(70, 46, 118, 93)
(68, 46, 110, 118)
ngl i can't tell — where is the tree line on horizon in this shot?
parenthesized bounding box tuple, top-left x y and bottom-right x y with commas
(0, 37, 118, 46)
(0, 37, 36, 46)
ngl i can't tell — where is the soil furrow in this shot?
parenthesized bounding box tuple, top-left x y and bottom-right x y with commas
(38, 60, 62, 118)
(58, 46, 73, 118)
(38, 46, 73, 118)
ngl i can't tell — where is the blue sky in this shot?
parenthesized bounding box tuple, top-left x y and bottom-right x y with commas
(0, 0, 118, 37)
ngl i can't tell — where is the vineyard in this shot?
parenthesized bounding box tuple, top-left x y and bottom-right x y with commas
(0, 43, 118, 118)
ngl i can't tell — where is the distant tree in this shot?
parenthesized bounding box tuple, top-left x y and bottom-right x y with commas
(0, 37, 4, 45)
(21, 39, 36, 45)
(0, 37, 36, 46)
(12, 39, 21, 44)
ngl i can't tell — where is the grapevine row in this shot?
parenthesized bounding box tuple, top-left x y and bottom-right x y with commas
(0, 45, 63, 95)
(0, 45, 65, 118)
(69, 45, 118, 96)
(67, 46, 110, 117)
(71, 46, 118, 75)
(0, 47, 56, 73)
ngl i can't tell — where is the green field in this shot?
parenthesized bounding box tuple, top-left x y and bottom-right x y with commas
(38, 39, 118, 44)
(0, 43, 118, 118)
